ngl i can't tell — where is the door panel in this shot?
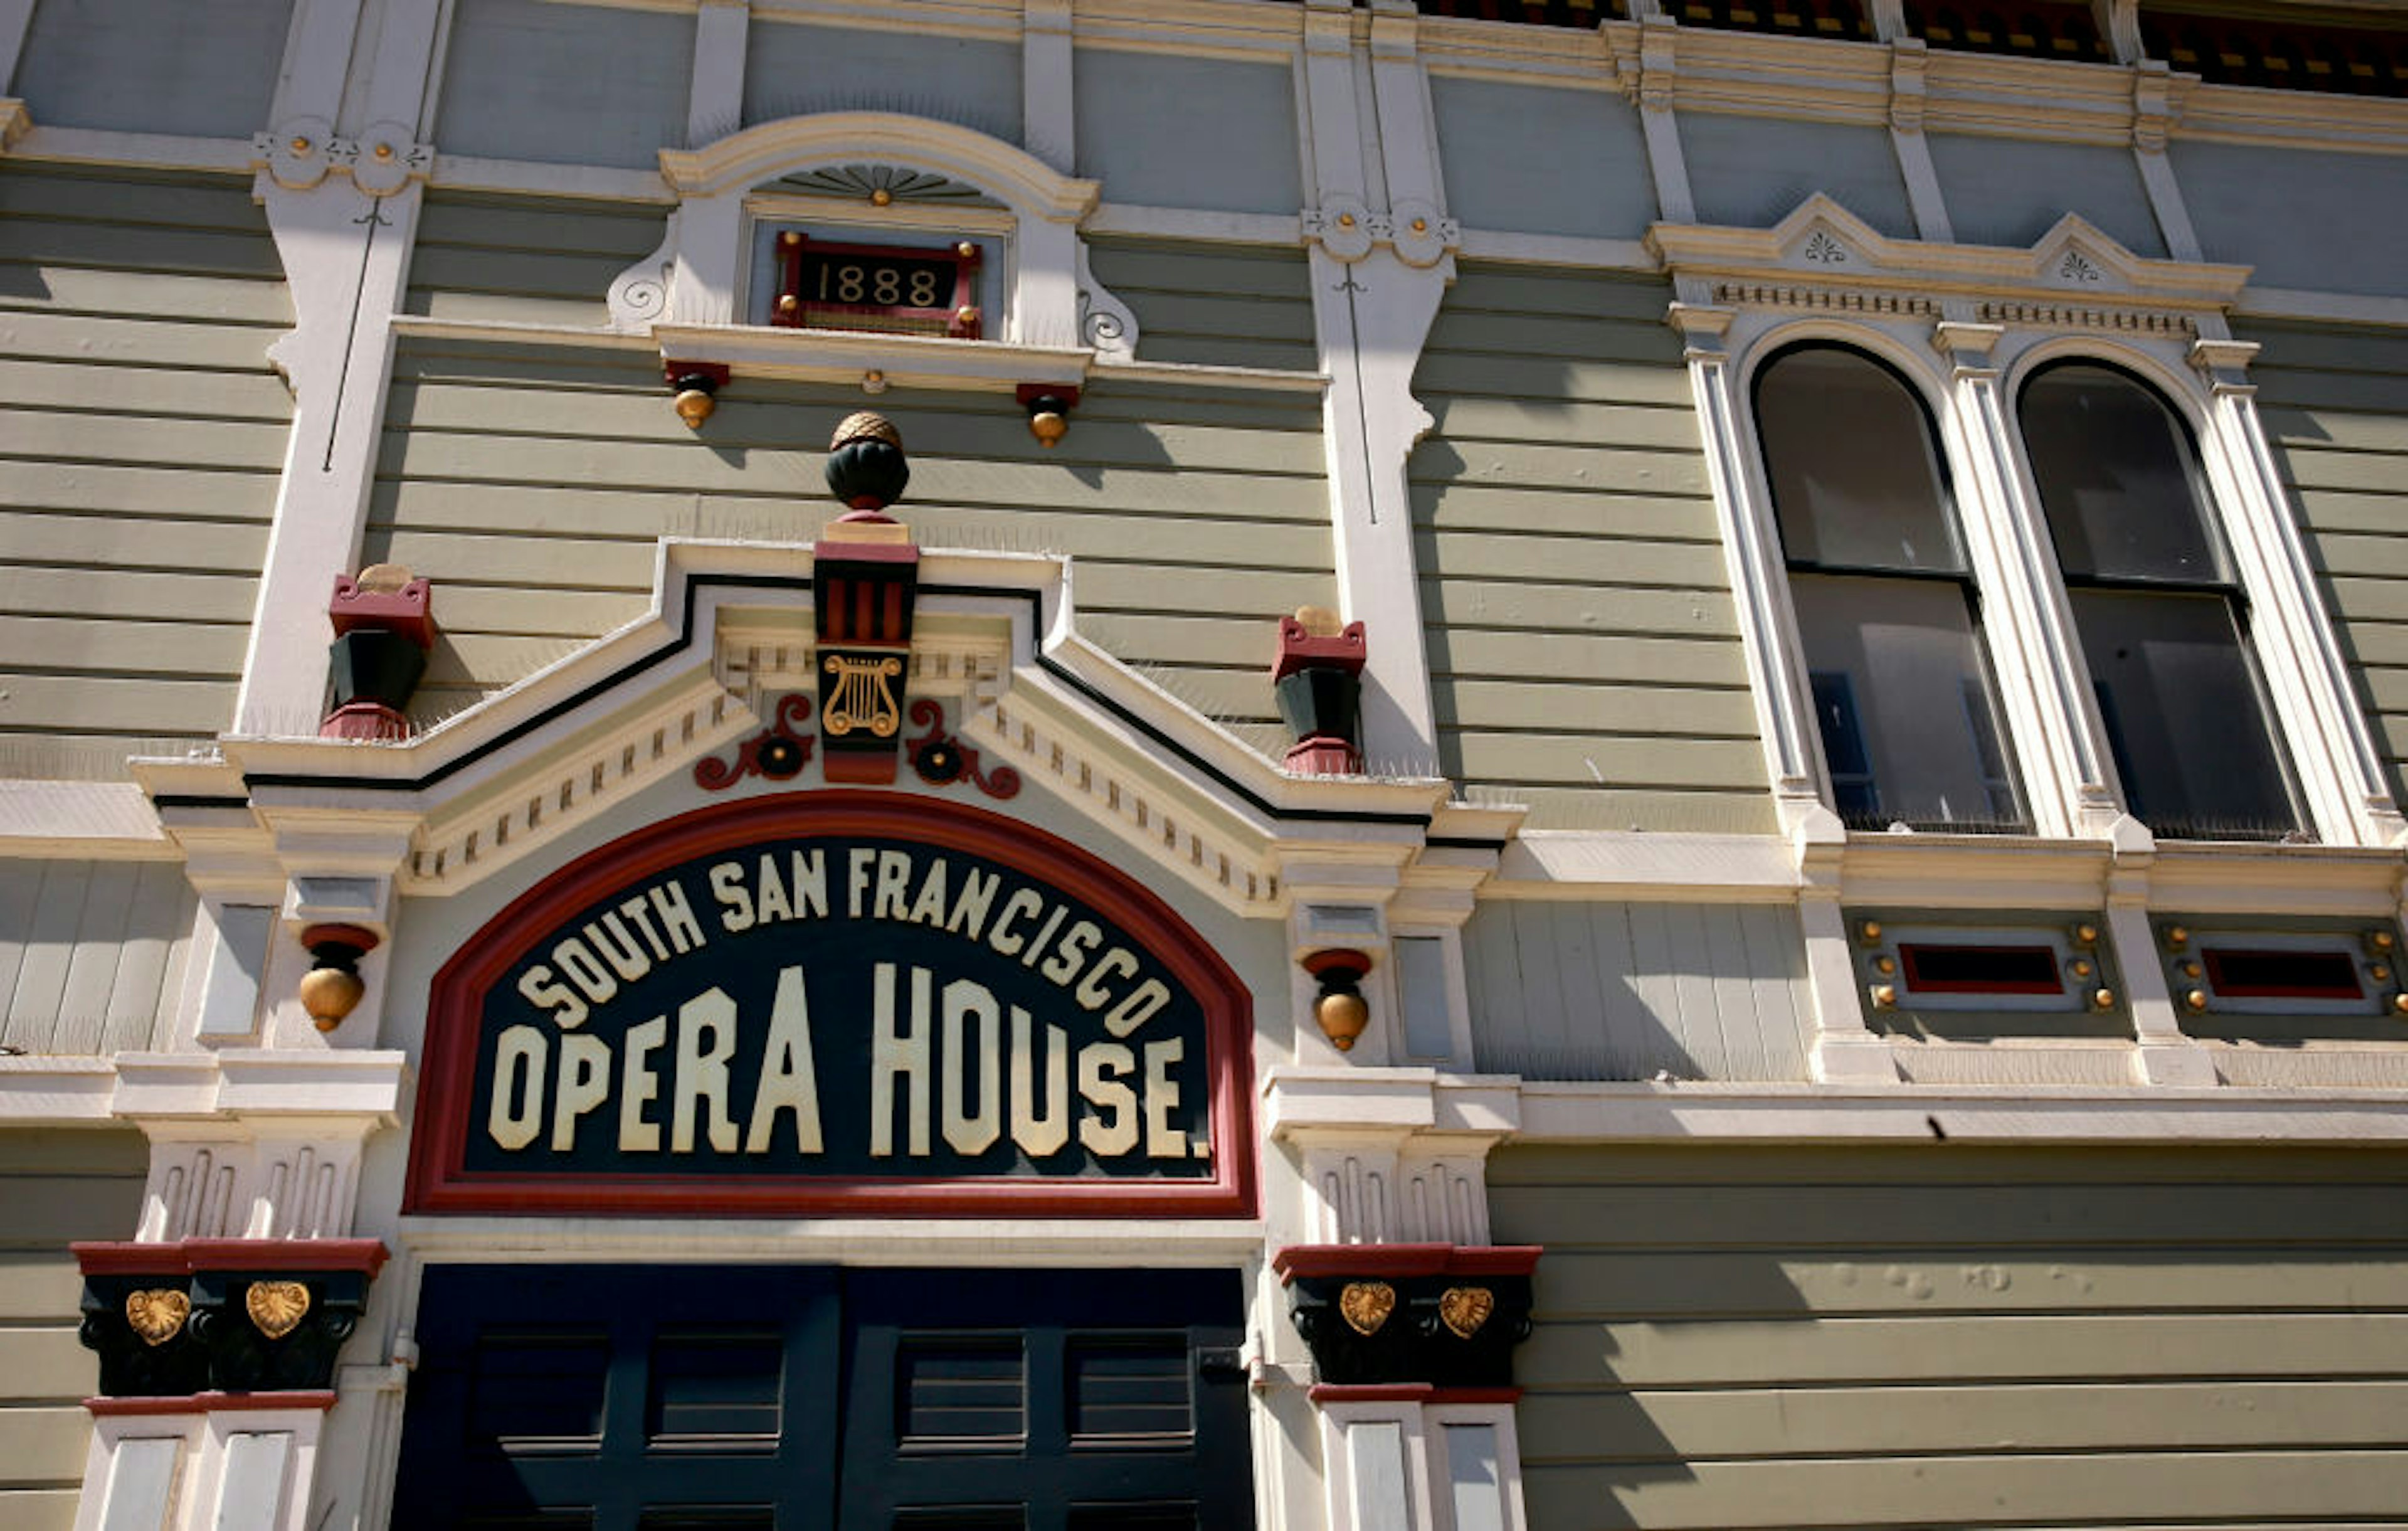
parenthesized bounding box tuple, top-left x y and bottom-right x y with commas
(395, 1266, 1252, 1531)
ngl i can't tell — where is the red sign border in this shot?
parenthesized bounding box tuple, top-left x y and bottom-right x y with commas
(405, 792, 1257, 1219)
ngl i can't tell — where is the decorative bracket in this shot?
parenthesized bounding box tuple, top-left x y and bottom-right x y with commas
(253, 119, 433, 194)
(76, 1239, 390, 1398)
(1277, 1244, 1539, 1389)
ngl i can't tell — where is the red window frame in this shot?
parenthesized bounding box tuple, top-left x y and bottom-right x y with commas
(1897, 942, 2065, 996)
(772, 233, 982, 339)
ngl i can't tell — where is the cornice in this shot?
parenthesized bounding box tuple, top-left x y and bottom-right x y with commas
(2174, 77, 2408, 154)
(662, 112, 1101, 216)
(1650, 194, 2250, 318)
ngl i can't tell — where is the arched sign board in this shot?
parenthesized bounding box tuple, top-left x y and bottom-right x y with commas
(406, 794, 1256, 1217)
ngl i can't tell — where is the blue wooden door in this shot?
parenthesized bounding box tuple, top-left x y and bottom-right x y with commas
(393, 1266, 1252, 1530)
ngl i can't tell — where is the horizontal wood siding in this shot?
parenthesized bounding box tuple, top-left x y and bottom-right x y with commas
(0, 165, 288, 777)
(1409, 265, 1769, 831)
(376, 337, 1329, 746)
(1463, 901, 1811, 1081)
(405, 193, 672, 329)
(0, 860, 193, 1056)
(1493, 1142, 2408, 1529)
(2244, 320, 2408, 807)
(1082, 239, 1319, 374)
(0, 1130, 148, 1531)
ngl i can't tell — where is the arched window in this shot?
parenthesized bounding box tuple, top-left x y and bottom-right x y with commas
(1754, 345, 2026, 831)
(2020, 361, 2301, 840)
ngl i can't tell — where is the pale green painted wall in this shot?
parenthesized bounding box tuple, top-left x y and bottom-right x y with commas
(0, 1130, 147, 1531)
(1408, 263, 1770, 832)
(0, 164, 288, 778)
(1495, 1141, 2408, 1528)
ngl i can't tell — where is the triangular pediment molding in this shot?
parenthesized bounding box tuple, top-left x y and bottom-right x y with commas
(137, 543, 1461, 917)
(1648, 194, 2251, 317)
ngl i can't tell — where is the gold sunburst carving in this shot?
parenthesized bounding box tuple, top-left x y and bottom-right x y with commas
(1338, 1281, 1395, 1336)
(1439, 1286, 1495, 1340)
(125, 1288, 189, 1347)
(245, 1280, 311, 1340)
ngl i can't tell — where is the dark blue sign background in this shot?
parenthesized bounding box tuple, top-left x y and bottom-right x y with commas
(461, 832, 1215, 1182)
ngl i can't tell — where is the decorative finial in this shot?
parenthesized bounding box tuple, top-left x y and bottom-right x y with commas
(825, 411, 910, 516)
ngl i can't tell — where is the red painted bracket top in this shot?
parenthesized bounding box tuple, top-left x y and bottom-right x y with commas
(1272, 1243, 1543, 1282)
(1273, 616, 1368, 681)
(329, 575, 435, 648)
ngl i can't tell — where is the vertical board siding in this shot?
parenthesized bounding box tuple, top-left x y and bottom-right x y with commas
(0, 860, 193, 1056)
(1463, 900, 1812, 1081)
(1082, 238, 1321, 374)
(0, 1130, 148, 1531)
(1409, 264, 1771, 830)
(1492, 1142, 2408, 1529)
(0, 165, 288, 778)
(405, 193, 672, 329)
(376, 338, 1331, 747)
(2242, 320, 2408, 805)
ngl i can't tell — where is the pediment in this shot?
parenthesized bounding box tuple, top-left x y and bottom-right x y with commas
(138, 543, 1452, 918)
(1649, 195, 2251, 315)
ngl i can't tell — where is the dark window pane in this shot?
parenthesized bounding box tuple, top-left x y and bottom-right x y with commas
(2071, 588, 2297, 839)
(648, 1328, 783, 1443)
(638, 1513, 774, 1530)
(2023, 364, 2222, 582)
(1792, 575, 2026, 830)
(1758, 347, 1963, 574)
(1069, 1507, 1196, 1529)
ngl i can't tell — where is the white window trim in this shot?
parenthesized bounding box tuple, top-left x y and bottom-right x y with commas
(1652, 194, 2406, 852)
(606, 110, 1139, 376)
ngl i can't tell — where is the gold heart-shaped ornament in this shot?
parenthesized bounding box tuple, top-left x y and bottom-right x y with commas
(125, 1288, 190, 1347)
(1338, 1281, 1395, 1337)
(245, 1280, 312, 1340)
(1439, 1285, 1495, 1340)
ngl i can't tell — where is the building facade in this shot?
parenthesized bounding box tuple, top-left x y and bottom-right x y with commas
(4, 0, 2408, 1526)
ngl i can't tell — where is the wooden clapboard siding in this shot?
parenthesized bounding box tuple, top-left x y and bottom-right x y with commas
(1462, 901, 1812, 1081)
(2245, 320, 2408, 805)
(1493, 1141, 2408, 1529)
(1408, 265, 1769, 832)
(0, 861, 194, 1056)
(0, 1131, 148, 1531)
(405, 193, 672, 329)
(376, 337, 1330, 736)
(1082, 238, 1320, 374)
(0, 164, 288, 777)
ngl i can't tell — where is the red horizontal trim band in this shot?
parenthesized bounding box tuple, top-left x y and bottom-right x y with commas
(1309, 1383, 1433, 1405)
(1428, 1386, 1523, 1406)
(1273, 1244, 1544, 1282)
(87, 1391, 336, 1417)
(75, 1239, 390, 1279)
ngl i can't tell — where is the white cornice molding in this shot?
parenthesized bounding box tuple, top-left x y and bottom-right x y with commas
(2, 122, 253, 173)
(1513, 1079, 2408, 1141)
(660, 111, 1101, 216)
(654, 321, 1092, 392)
(2175, 77, 2408, 154)
(0, 1049, 409, 1128)
(1649, 194, 2251, 317)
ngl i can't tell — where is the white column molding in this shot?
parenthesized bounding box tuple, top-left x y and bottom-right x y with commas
(234, 0, 446, 736)
(1264, 1068, 1519, 1245)
(1634, 19, 1694, 223)
(1297, 0, 1450, 771)
(689, 0, 749, 150)
(135, 1121, 378, 1241)
(1426, 1401, 1529, 1531)
(308, 1364, 412, 1531)
(1933, 321, 2126, 838)
(1795, 813, 1901, 1083)
(2099, 817, 2218, 1085)
(1888, 41, 1953, 243)
(1319, 1403, 1437, 1531)
(1667, 301, 1824, 830)
(2131, 61, 2204, 263)
(1023, 0, 1074, 172)
(1865, 0, 1911, 43)
(2098, 0, 2144, 64)
(2189, 338, 2408, 847)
